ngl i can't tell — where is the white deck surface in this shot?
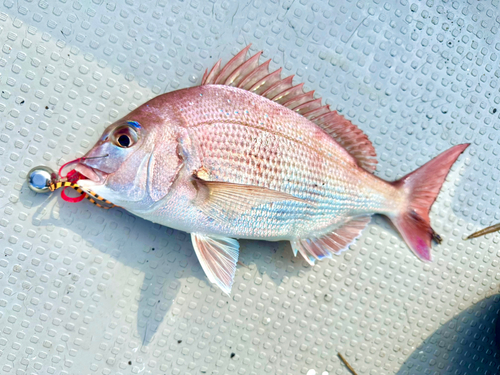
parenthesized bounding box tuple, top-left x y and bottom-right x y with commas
(1, 0, 500, 374)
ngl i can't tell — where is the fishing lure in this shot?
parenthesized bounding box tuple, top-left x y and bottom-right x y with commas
(27, 156, 116, 210)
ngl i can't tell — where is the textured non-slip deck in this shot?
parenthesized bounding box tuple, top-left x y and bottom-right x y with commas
(1, 1, 500, 374)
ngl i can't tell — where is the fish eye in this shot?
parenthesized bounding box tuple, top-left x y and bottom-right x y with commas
(117, 134, 131, 147)
(111, 125, 139, 148)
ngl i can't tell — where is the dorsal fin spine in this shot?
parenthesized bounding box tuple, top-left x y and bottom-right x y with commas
(294, 98, 323, 115)
(283, 91, 315, 109)
(249, 68, 283, 94)
(203, 59, 222, 85)
(272, 83, 305, 103)
(224, 51, 263, 86)
(238, 59, 271, 89)
(260, 75, 294, 99)
(202, 69, 209, 85)
(302, 105, 330, 119)
(214, 44, 252, 84)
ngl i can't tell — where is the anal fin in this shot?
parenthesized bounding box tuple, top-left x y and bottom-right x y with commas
(291, 216, 370, 265)
(191, 233, 240, 295)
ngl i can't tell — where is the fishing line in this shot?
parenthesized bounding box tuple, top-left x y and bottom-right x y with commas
(58, 154, 109, 179)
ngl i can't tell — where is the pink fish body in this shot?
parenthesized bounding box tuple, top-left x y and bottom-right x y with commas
(75, 46, 469, 294)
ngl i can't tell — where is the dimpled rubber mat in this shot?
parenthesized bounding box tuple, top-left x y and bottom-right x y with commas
(1, 0, 500, 374)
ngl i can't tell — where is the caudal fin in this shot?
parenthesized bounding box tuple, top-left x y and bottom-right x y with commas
(390, 144, 469, 261)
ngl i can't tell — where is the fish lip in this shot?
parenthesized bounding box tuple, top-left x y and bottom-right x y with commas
(74, 163, 108, 184)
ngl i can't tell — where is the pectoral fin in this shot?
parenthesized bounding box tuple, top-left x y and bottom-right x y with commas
(191, 233, 240, 295)
(193, 175, 310, 221)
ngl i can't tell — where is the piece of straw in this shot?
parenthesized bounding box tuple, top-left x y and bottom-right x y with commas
(338, 353, 358, 375)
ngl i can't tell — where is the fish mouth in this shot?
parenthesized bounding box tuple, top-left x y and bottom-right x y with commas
(74, 163, 108, 185)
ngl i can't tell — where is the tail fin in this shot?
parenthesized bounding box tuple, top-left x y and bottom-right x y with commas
(389, 144, 469, 261)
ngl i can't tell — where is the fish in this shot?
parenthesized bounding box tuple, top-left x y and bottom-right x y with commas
(72, 45, 469, 294)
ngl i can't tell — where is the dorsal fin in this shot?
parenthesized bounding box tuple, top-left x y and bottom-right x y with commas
(201, 45, 378, 173)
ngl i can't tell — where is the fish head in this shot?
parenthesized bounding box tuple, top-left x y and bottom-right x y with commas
(75, 98, 183, 206)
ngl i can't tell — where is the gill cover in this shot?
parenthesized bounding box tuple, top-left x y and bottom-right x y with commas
(147, 133, 183, 202)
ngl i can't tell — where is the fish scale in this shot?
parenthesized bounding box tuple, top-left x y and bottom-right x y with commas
(75, 46, 469, 294)
(174, 86, 395, 239)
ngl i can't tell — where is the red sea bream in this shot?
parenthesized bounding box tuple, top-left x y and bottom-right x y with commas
(73, 45, 469, 294)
